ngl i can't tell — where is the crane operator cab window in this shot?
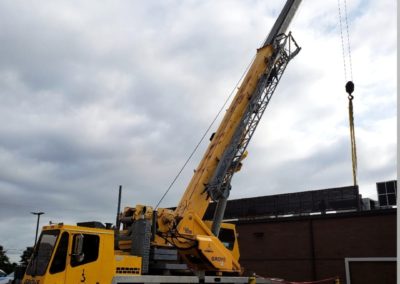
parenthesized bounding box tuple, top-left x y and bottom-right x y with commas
(49, 232, 69, 274)
(71, 233, 100, 266)
(25, 230, 60, 276)
(218, 228, 236, 251)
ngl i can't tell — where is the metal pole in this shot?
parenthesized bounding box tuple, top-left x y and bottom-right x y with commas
(211, 195, 228, 236)
(263, 0, 302, 47)
(115, 185, 122, 249)
(31, 212, 44, 247)
(116, 185, 122, 230)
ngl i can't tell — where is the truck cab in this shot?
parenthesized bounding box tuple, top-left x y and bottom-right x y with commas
(22, 224, 141, 284)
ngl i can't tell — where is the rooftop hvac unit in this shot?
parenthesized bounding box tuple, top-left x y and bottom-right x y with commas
(377, 180, 397, 207)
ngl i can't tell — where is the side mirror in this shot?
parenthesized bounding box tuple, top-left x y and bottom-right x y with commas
(72, 234, 84, 262)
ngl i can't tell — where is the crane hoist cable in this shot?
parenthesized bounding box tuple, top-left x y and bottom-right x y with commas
(337, 0, 357, 186)
(347, 81, 357, 186)
(337, 0, 353, 81)
(154, 55, 256, 210)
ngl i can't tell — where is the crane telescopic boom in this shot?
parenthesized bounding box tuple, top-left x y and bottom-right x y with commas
(175, 0, 302, 236)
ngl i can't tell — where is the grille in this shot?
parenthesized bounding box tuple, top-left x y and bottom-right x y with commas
(116, 267, 140, 274)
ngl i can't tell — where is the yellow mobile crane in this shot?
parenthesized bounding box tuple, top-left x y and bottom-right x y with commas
(23, 1, 301, 283)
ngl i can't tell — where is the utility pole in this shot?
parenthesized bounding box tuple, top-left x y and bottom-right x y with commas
(31, 212, 44, 247)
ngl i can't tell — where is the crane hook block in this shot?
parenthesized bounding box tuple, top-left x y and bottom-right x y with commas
(345, 81, 354, 95)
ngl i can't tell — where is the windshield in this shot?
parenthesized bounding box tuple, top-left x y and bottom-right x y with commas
(26, 230, 59, 276)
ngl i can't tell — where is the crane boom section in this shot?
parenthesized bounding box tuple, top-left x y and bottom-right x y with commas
(175, 45, 274, 219)
(175, 0, 301, 221)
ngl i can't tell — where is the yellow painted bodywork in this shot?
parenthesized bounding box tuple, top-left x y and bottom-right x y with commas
(22, 225, 142, 284)
(178, 212, 242, 274)
(175, 45, 274, 220)
(118, 208, 242, 273)
(204, 221, 240, 262)
(173, 212, 241, 273)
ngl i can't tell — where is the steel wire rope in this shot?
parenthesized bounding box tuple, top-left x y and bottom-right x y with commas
(348, 97, 357, 185)
(154, 54, 256, 210)
(337, 0, 348, 81)
(338, 0, 357, 186)
(343, 0, 353, 80)
(337, 0, 354, 81)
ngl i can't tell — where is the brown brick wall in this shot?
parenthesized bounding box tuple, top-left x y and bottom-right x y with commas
(236, 209, 396, 283)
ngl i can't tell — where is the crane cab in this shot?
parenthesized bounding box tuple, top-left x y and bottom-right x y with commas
(22, 223, 142, 284)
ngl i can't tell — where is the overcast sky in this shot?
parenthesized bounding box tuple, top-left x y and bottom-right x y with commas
(0, 0, 396, 262)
